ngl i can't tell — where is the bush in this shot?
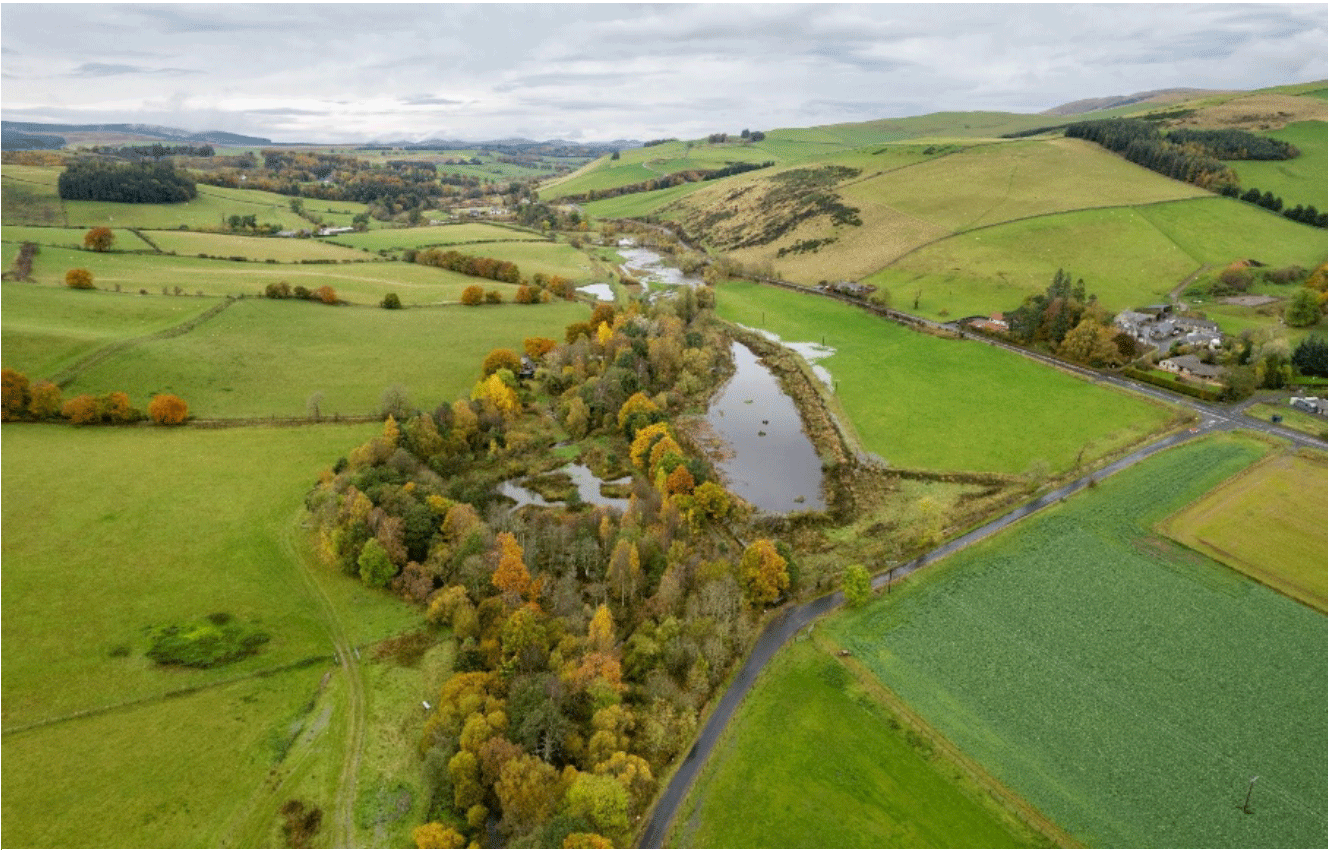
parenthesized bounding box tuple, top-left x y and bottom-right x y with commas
(83, 226, 115, 252)
(461, 285, 484, 306)
(65, 268, 94, 289)
(381, 292, 402, 309)
(484, 289, 504, 305)
(148, 393, 189, 425)
(146, 616, 270, 668)
(264, 281, 291, 299)
(61, 394, 100, 424)
(315, 285, 339, 305)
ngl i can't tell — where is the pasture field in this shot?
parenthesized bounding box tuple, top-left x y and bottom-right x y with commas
(7, 244, 512, 305)
(319, 222, 548, 253)
(1, 281, 219, 377)
(0, 223, 156, 252)
(840, 137, 1210, 234)
(465, 239, 609, 282)
(671, 639, 1049, 849)
(581, 180, 711, 220)
(826, 434, 1327, 848)
(714, 280, 1176, 475)
(1, 423, 426, 847)
(144, 228, 373, 263)
(1158, 450, 1328, 610)
(870, 196, 1328, 321)
(1226, 121, 1328, 209)
(60, 295, 588, 418)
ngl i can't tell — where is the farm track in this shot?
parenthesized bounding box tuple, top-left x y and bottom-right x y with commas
(47, 295, 235, 387)
(218, 512, 366, 847)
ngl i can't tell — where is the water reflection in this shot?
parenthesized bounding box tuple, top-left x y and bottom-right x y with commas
(618, 240, 705, 292)
(499, 463, 631, 510)
(704, 341, 826, 513)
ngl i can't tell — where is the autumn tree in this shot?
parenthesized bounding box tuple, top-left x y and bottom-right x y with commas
(412, 822, 465, 849)
(83, 226, 115, 252)
(472, 372, 520, 419)
(482, 348, 521, 378)
(62, 393, 100, 424)
(842, 564, 872, 607)
(492, 531, 532, 603)
(739, 539, 789, 607)
(99, 391, 136, 423)
(461, 285, 484, 305)
(28, 380, 62, 419)
(524, 336, 557, 360)
(65, 268, 94, 289)
(148, 393, 189, 425)
(1, 368, 29, 420)
(315, 285, 338, 305)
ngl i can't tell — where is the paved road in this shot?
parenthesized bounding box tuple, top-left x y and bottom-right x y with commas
(637, 406, 1323, 848)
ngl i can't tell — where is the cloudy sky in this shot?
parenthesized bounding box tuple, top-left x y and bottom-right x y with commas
(2, 2, 1325, 143)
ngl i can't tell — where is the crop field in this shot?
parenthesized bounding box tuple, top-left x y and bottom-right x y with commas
(826, 434, 1327, 848)
(144, 229, 373, 263)
(714, 280, 1175, 475)
(319, 222, 548, 253)
(671, 639, 1048, 848)
(8, 244, 513, 305)
(1158, 450, 1327, 610)
(59, 295, 588, 418)
(1, 423, 422, 847)
(1226, 121, 1328, 209)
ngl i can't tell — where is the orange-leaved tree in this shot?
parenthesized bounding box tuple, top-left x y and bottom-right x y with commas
(315, 285, 338, 305)
(739, 539, 789, 607)
(491, 531, 531, 603)
(461, 285, 484, 306)
(65, 268, 94, 290)
(83, 226, 115, 252)
(28, 380, 62, 419)
(481, 348, 521, 378)
(1, 368, 29, 420)
(148, 393, 189, 425)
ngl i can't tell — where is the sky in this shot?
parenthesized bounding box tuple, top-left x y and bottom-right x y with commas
(2, 2, 1326, 143)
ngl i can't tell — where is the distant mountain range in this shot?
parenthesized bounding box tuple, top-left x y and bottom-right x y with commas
(1041, 88, 1231, 116)
(1, 121, 273, 149)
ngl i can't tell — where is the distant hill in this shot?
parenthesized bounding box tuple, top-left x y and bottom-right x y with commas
(1042, 88, 1230, 116)
(1, 121, 271, 150)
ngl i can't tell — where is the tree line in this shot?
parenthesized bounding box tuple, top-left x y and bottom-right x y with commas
(1, 368, 187, 425)
(1064, 118, 1239, 191)
(57, 159, 197, 203)
(87, 143, 216, 160)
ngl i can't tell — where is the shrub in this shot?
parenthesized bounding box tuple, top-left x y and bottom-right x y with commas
(461, 285, 484, 305)
(484, 289, 504, 305)
(264, 281, 291, 299)
(381, 292, 402, 309)
(1, 368, 30, 420)
(148, 393, 189, 425)
(315, 285, 339, 305)
(61, 394, 100, 424)
(65, 268, 94, 289)
(28, 380, 62, 419)
(83, 226, 115, 252)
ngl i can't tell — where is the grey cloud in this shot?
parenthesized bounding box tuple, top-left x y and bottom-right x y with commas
(493, 71, 629, 94)
(71, 62, 200, 77)
(401, 95, 466, 106)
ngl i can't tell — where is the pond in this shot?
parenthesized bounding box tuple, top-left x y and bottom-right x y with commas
(498, 463, 631, 510)
(702, 341, 827, 513)
(577, 283, 615, 302)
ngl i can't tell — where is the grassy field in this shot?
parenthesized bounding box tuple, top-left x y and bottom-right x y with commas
(0, 224, 157, 252)
(319, 222, 548, 253)
(869, 196, 1328, 320)
(144, 228, 373, 263)
(1244, 401, 1330, 438)
(671, 638, 1051, 848)
(1226, 121, 1328, 209)
(1158, 450, 1328, 611)
(714, 280, 1176, 475)
(60, 295, 588, 418)
(1, 281, 219, 377)
(825, 434, 1327, 848)
(6, 244, 517, 305)
(841, 137, 1209, 234)
(0, 423, 427, 847)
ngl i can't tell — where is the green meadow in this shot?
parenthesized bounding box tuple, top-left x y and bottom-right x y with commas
(1226, 121, 1328, 209)
(5, 244, 511, 305)
(671, 639, 1049, 849)
(871, 196, 1328, 320)
(1, 282, 219, 377)
(1, 423, 423, 847)
(841, 137, 1209, 234)
(0, 224, 157, 252)
(715, 280, 1175, 475)
(145, 228, 372, 263)
(825, 434, 1327, 848)
(320, 222, 548, 253)
(60, 295, 587, 418)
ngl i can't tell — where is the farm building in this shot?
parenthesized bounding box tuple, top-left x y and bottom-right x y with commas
(1158, 354, 1226, 381)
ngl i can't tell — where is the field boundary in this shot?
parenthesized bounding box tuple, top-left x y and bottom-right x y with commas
(0, 654, 332, 738)
(813, 629, 1081, 848)
(47, 295, 236, 387)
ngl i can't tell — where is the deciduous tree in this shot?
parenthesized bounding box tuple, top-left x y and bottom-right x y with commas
(65, 268, 94, 290)
(1, 368, 29, 420)
(842, 564, 872, 607)
(83, 226, 115, 252)
(148, 393, 188, 425)
(739, 539, 789, 607)
(27, 380, 61, 419)
(461, 284, 484, 306)
(492, 532, 532, 603)
(482, 348, 521, 378)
